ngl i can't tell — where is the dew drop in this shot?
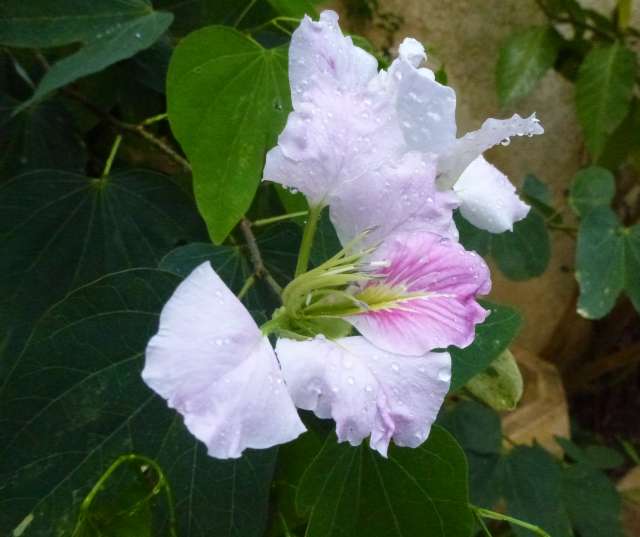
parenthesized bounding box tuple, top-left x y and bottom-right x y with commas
(391, 362, 400, 372)
(347, 376, 355, 385)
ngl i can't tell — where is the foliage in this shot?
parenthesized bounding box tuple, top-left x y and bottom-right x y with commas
(0, 0, 632, 536)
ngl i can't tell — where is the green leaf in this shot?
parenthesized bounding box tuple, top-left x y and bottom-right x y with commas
(521, 174, 560, 223)
(155, 0, 254, 36)
(296, 426, 473, 537)
(598, 98, 640, 169)
(167, 26, 290, 243)
(503, 446, 572, 537)
(465, 349, 523, 411)
(439, 401, 504, 508)
(456, 190, 552, 281)
(0, 0, 173, 109)
(450, 302, 522, 390)
(0, 96, 86, 178)
(159, 223, 301, 319)
(575, 207, 640, 318)
(576, 42, 637, 158)
(0, 269, 277, 537)
(556, 437, 625, 469)
(561, 463, 624, 537)
(0, 169, 204, 364)
(497, 26, 560, 105)
(310, 211, 341, 267)
(491, 210, 551, 280)
(569, 166, 615, 217)
(266, 0, 317, 17)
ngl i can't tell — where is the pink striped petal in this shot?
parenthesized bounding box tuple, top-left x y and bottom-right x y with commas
(276, 336, 451, 457)
(348, 231, 491, 355)
(143, 262, 305, 459)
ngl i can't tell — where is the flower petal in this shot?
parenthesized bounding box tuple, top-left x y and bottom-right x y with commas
(454, 156, 530, 233)
(328, 151, 459, 247)
(348, 231, 491, 355)
(276, 336, 451, 457)
(142, 262, 305, 458)
(439, 113, 544, 188)
(289, 11, 378, 108)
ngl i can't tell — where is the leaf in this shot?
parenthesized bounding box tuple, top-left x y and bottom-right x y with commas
(575, 207, 640, 318)
(310, 211, 341, 267)
(155, 0, 254, 36)
(456, 192, 552, 281)
(266, 0, 318, 17)
(0, 269, 277, 537)
(0, 96, 86, 178)
(503, 446, 572, 537)
(296, 426, 473, 537)
(439, 401, 504, 508)
(465, 349, 524, 411)
(497, 26, 560, 105)
(450, 302, 522, 391)
(0, 169, 204, 366)
(555, 437, 625, 469)
(491, 210, 551, 280)
(159, 223, 301, 319)
(521, 174, 559, 223)
(561, 463, 624, 537)
(0, 0, 173, 110)
(167, 26, 290, 243)
(598, 98, 640, 169)
(569, 166, 615, 217)
(575, 42, 637, 158)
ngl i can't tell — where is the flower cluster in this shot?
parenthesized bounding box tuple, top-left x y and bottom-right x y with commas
(142, 11, 542, 459)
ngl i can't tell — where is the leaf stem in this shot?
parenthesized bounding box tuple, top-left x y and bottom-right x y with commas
(233, 0, 258, 28)
(237, 274, 256, 300)
(71, 453, 177, 537)
(295, 204, 323, 277)
(253, 210, 308, 227)
(102, 134, 122, 178)
(471, 506, 551, 537)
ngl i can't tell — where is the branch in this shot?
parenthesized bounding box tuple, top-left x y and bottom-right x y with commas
(239, 218, 283, 297)
(62, 88, 192, 173)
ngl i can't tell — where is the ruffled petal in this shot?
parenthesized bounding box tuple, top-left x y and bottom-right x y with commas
(439, 113, 544, 188)
(289, 11, 378, 108)
(328, 151, 459, 247)
(276, 336, 451, 457)
(348, 231, 491, 355)
(142, 262, 305, 459)
(263, 88, 402, 205)
(454, 156, 530, 233)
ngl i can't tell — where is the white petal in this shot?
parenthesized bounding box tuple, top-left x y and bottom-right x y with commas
(142, 262, 305, 459)
(276, 336, 451, 457)
(439, 113, 544, 188)
(328, 151, 459, 247)
(289, 11, 378, 108)
(454, 156, 530, 233)
(395, 60, 458, 155)
(398, 37, 426, 67)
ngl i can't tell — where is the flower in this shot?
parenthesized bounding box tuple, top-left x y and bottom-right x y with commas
(263, 10, 543, 239)
(346, 231, 491, 356)
(276, 335, 451, 457)
(142, 262, 305, 459)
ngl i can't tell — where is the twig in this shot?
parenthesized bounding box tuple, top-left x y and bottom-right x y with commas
(62, 87, 191, 173)
(239, 218, 283, 296)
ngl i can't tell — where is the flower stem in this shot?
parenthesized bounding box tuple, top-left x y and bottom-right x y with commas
(102, 134, 123, 178)
(140, 112, 168, 126)
(253, 210, 308, 227)
(295, 204, 323, 277)
(471, 506, 551, 537)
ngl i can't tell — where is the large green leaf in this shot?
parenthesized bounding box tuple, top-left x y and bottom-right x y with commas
(450, 302, 522, 391)
(0, 269, 277, 537)
(0, 169, 204, 364)
(167, 26, 290, 243)
(0, 96, 86, 178)
(296, 426, 473, 537)
(456, 182, 551, 281)
(0, 0, 173, 109)
(464, 349, 523, 411)
(569, 166, 615, 217)
(576, 42, 637, 158)
(439, 401, 504, 509)
(575, 207, 640, 318)
(497, 26, 560, 105)
(159, 223, 301, 319)
(503, 446, 572, 537)
(561, 463, 624, 537)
